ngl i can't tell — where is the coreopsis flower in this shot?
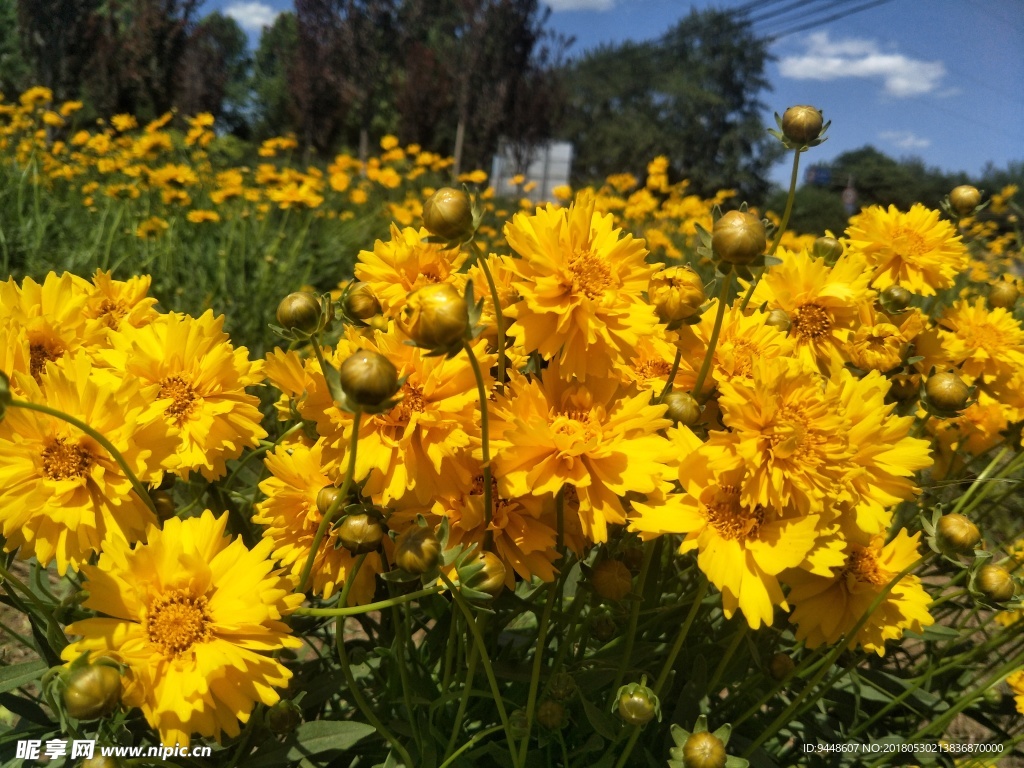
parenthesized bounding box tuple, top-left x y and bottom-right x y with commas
(491, 367, 675, 543)
(844, 203, 968, 296)
(353, 224, 467, 319)
(750, 247, 873, 371)
(98, 311, 267, 480)
(61, 511, 303, 746)
(617, 331, 683, 393)
(0, 354, 177, 574)
(302, 329, 493, 507)
(846, 322, 906, 372)
(253, 441, 380, 602)
(928, 392, 1009, 479)
(632, 432, 828, 629)
(503, 192, 659, 381)
(263, 348, 317, 422)
(1008, 670, 1024, 716)
(785, 529, 933, 655)
(81, 270, 159, 337)
(928, 298, 1024, 385)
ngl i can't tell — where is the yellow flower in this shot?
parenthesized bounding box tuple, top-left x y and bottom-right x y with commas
(19, 86, 52, 108)
(846, 322, 905, 372)
(504, 192, 659, 381)
(111, 113, 138, 133)
(750, 246, 873, 371)
(785, 530, 934, 655)
(845, 203, 968, 296)
(99, 311, 266, 480)
(62, 511, 302, 745)
(491, 368, 675, 543)
(0, 354, 177, 574)
(81, 269, 159, 337)
(354, 224, 466, 319)
(253, 441, 380, 602)
(186, 209, 221, 224)
(1008, 670, 1024, 716)
(136, 216, 169, 239)
(931, 298, 1024, 385)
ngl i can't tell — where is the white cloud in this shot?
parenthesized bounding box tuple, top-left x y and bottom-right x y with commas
(224, 1, 280, 33)
(779, 32, 945, 97)
(545, 0, 616, 10)
(879, 130, 931, 150)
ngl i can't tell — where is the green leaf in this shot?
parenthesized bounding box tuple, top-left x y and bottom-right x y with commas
(581, 694, 621, 740)
(0, 660, 47, 695)
(248, 720, 377, 768)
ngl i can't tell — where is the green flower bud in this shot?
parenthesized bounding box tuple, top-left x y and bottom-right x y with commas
(336, 513, 385, 554)
(462, 551, 507, 598)
(276, 291, 321, 334)
(344, 282, 382, 320)
(712, 211, 766, 266)
(317, 485, 343, 517)
(265, 700, 302, 735)
(394, 525, 441, 575)
(768, 652, 795, 681)
(949, 185, 981, 216)
(989, 278, 1020, 310)
(537, 699, 567, 730)
(401, 283, 469, 349)
(616, 681, 660, 726)
(423, 187, 474, 242)
(338, 350, 399, 407)
(925, 371, 970, 412)
(782, 105, 824, 145)
(682, 731, 727, 768)
(880, 285, 913, 313)
(812, 235, 843, 264)
(63, 663, 121, 721)
(150, 489, 176, 521)
(664, 391, 701, 426)
(547, 672, 577, 701)
(978, 564, 1015, 603)
(936, 513, 981, 555)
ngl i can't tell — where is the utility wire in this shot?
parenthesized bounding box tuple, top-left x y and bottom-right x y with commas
(763, 0, 895, 39)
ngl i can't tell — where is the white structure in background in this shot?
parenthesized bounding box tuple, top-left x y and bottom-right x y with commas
(490, 140, 573, 204)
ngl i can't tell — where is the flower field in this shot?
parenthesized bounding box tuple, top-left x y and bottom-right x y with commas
(1, 91, 1024, 767)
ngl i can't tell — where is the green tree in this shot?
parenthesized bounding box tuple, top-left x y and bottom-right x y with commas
(251, 11, 298, 139)
(177, 12, 251, 133)
(561, 8, 780, 201)
(16, 0, 102, 102)
(0, 0, 31, 97)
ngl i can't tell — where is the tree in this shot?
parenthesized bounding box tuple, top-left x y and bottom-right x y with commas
(177, 12, 251, 133)
(0, 0, 31, 98)
(561, 8, 781, 201)
(16, 0, 102, 102)
(251, 11, 298, 139)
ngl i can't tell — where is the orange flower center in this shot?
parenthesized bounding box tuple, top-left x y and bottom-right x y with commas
(792, 303, 831, 341)
(159, 375, 199, 425)
(396, 383, 426, 420)
(30, 341, 64, 380)
(635, 359, 672, 380)
(892, 226, 927, 259)
(842, 547, 889, 586)
(42, 438, 93, 480)
(147, 590, 212, 657)
(96, 298, 129, 329)
(768, 403, 824, 460)
(568, 248, 612, 299)
(552, 410, 599, 447)
(705, 484, 765, 542)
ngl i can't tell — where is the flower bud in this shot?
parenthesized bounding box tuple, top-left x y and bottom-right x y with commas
(423, 187, 474, 242)
(649, 266, 706, 324)
(591, 614, 617, 642)
(276, 291, 321, 334)
(463, 551, 506, 598)
(548, 671, 577, 701)
(616, 683, 660, 726)
(338, 350, 399, 407)
(781, 105, 824, 145)
(344, 282, 381, 320)
(664, 391, 701, 425)
(988, 279, 1019, 310)
(394, 525, 440, 574)
(949, 185, 981, 216)
(537, 699, 567, 730)
(590, 559, 633, 602)
(150, 489, 176, 521)
(509, 709, 530, 740)
(880, 285, 913, 313)
(63, 663, 121, 720)
(265, 700, 302, 735)
(337, 513, 385, 554)
(712, 211, 766, 266)
(682, 731, 727, 768)
(401, 283, 469, 349)
(936, 513, 981, 555)
(768, 652, 795, 681)
(925, 371, 970, 412)
(764, 308, 791, 333)
(812, 235, 843, 264)
(317, 485, 343, 517)
(978, 564, 1015, 603)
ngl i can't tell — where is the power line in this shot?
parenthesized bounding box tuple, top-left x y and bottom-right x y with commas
(763, 0, 895, 39)
(747, 0, 863, 28)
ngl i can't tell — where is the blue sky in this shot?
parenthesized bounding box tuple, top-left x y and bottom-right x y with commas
(210, 0, 1024, 188)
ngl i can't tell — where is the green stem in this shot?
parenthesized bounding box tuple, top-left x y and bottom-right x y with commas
(464, 340, 493, 548)
(440, 571, 520, 768)
(708, 619, 746, 693)
(439, 724, 504, 768)
(298, 409, 362, 593)
(334, 554, 415, 768)
(739, 147, 801, 312)
(657, 348, 682, 403)
(691, 272, 733, 399)
(443, 630, 480, 761)
(471, 240, 507, 391)
(9, 399, 156, 515)
(518, 581, 560, 764)
(951, 444, 1010, 515)
(608, 540, 658, 705)
(224, 423, 302, 489)
(294, 584, 443, 617)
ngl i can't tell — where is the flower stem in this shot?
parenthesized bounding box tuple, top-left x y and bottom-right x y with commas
(739, 147, 801, 312)
(608, 539, 658, 705)
(463, 340, 493, 549)
(657, 348, 683, 403)
(471, 240, 507, 391)
(298, 409, 362, 593)
(9, 399, 157, 515)
(518, 580, 560, 764)
(294, 584, 443, 617)
(691, 272, 733, 400)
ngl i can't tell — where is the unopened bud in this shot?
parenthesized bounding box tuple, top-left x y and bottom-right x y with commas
(925, 371, 970, 412)
(401, 283, 468, 349)
(949, 185, 981, 216)
(978, 564, 1015, 602)
(423, 187, 474, 242)
(336, 513, 385, 554)
(936, 513, 981, 555)
(649, 266, 706, 324)
(880, 285, 913, 313)
(712, 211, 766, 266)
(812, 235, 843, 264)
(394, 525, 441, 574)
(989, 279, 1019, 310)
(768, 652, 795, 681)
(590, 559, 633, 602)
(682, 731, 727, 768)
(462, 551, 506, 598)
(317, 485, 342, 516)
(276, 292, 322, 334)
(344, 282, 381, 320)
(616, 681, 660, 726)
(338, 350, 399, 407)
(537, 699, 567, 730)
(62, 663, 121, 721)
(664, 391, 701, 426)
(782, 105, 824, 145)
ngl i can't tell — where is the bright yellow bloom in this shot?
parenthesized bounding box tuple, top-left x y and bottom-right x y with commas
(136, 216, 169, 239)
(354, 224, 467, 319)
(81, 269, 159, 337)
(930, 298, 1024, 385)
(99, 311, 266, 480)
(504, 193, 659, 381)
(186, 209, 221, 224)
(845, 203, 968, 296)
(1008, 670, 1024, 716)
(62, 511, 302, 745)
(491, 368, 675, 543)
(253, 441, 380, 602)
(111, 113, 138, 132)
(0, 354, 177, 574)
(785, 530, 933, 655)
